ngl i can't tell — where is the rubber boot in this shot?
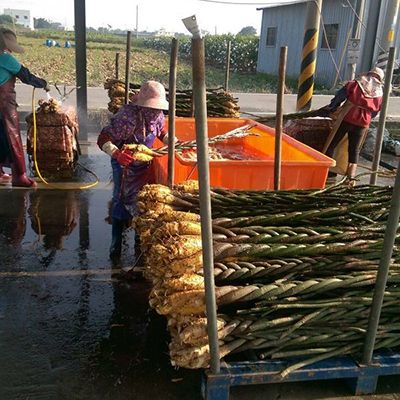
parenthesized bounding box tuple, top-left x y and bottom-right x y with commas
(8, 133, 36, 187)
(10, 146, 36, 188)
(0, 83, 37, 188)
(12, 172, 37, 188)
(110, 218, 125, 259)
(0, 165, 11, 184)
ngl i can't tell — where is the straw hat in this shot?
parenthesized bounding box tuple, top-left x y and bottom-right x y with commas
(0, 28, 24, 53)
(134, 81, 169, 110)
(368, 67, 384, 83)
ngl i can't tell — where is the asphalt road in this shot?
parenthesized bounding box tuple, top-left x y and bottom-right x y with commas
(15, 84, 400, 118)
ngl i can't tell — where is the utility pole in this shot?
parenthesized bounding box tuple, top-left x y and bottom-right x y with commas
(296, 0, 323, 112)
(346, 0, 366, 80)
(376, 0, 400, 72)
(136, 5, 139, 39)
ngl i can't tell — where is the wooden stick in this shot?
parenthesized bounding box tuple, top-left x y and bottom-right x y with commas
(274, 47, 288, 191)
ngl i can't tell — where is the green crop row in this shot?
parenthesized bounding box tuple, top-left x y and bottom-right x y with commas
(138, 35, 259, 73)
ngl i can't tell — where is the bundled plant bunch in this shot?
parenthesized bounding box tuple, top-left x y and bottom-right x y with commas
(25, 99, 79, 179)
(104, 79, 240, 117)
(104, 79, 139, 113)
(134, 182, 400, 375)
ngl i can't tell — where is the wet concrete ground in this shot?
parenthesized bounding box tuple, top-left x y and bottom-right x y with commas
(1, 143, 400, 399)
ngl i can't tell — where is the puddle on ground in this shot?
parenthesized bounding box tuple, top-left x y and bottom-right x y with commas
(0, 187, 200, 400)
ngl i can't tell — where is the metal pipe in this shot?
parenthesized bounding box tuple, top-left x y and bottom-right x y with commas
(74, 0, 88, 141)
(370, 46, 396, 185)
(192, 37, 221, 374)
(224, 40, 231, 92)
(115, 52, 120, 80)
(362, 155, 400, 364)
(168, 38, 179, 188)
(274, 46, 287, 191)
(125, 31, 132, 105)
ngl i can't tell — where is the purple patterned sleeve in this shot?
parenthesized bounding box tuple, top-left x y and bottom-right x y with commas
(156, 113, 166, 139)
(103, 106, 135, 143)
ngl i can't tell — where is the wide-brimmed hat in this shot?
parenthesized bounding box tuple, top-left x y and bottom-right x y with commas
(134, 81, 169, 110)
(368, 67, 384, 83)
(0, 28, 24, 53)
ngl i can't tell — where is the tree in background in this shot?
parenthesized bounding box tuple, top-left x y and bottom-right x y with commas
(237, 26, 257, 36)
(0, 14, 14, 25)
(34, 18, 63, 30)
(34, 18, 52, 29)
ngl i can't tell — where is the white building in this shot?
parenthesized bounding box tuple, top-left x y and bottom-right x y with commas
(4, 8, 34, 30)
(154, 28, 175, 37)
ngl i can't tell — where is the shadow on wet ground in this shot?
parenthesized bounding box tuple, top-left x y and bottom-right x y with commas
(1, 149, 400, 400)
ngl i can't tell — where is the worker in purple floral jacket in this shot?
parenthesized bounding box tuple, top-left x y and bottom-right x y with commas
(97, 81, 169, 259)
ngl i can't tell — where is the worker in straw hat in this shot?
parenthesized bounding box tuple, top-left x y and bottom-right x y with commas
(0, 28, 50, 187)
(97, 80, 170, 259)
(319, 67, 384, 186)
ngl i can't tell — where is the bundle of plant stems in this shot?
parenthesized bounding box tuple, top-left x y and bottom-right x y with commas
(104, 79, 240, 117)
(134, 182, 399, 374)
(104, 79, 138, 113)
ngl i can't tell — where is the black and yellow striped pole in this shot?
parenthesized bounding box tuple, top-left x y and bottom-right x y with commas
(297, 0, 322, 112)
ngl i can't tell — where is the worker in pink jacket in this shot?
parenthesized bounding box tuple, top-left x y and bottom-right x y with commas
(322, 67, 384, 183)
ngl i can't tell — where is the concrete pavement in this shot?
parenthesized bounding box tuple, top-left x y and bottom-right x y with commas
(15, 84, 400, 118)
(0, 151, 399, 400)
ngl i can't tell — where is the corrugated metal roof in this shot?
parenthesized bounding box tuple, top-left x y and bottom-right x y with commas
(256, 0, 307, 11)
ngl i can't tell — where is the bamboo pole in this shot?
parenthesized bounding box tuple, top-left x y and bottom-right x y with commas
(274, 47, 288, 191)
(124, 31, 132, 105)
(224, 40, 231, 92)
(168, 38, 179, 188)
(192, 37, 221, 374)
(115, 52, 120, 80)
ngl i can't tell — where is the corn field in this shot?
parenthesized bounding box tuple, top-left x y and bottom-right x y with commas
(140, 35, 259, 73)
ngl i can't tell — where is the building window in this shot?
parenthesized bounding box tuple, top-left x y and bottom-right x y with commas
(266, 27, 277, 47)
(24, 16, 28, 19)
(15, 15, 19, 19)
(321, 24, 339, 50)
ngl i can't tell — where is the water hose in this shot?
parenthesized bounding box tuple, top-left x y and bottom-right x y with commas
(32, 87, 99, 190)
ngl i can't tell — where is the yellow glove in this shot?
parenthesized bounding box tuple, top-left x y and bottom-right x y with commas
(133, 153, 154, 162)
(122, 144, 161, 157)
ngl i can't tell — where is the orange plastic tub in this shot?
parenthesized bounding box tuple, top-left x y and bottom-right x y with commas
(153, 117, 335, 190)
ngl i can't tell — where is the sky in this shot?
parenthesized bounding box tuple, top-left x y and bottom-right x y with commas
(0, 0, 301, 34)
